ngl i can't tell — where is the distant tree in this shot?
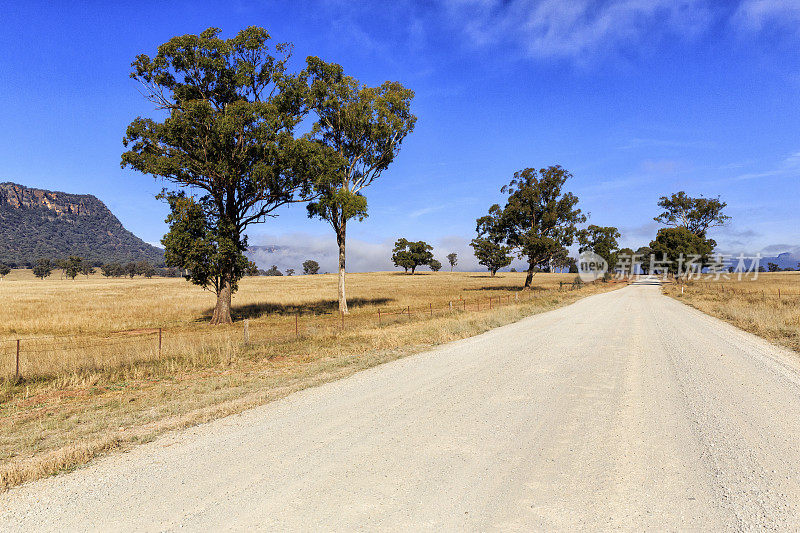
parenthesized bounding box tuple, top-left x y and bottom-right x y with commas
(245, 261, 260, 277)
(121, 27, 313, 324)
(33, 258, 52, 279)
(391, 238, 433, 274)
(446, 252, 458, 272)
(615, 247, 635, 276)
(81, 263, 96, 278)
(650, 228, 713, 276)
(470, 237, 512, 277)
(101, 263, 116, 277)
(264, 265, 283, 276)
(654, 191, 730, 237)
(54, 258, 68, 280)
(285, 268, 295, 276)
(578, 225, 621, 270)
(65, 256, 83, 280)
(548, 247, 573, 273)
(303, 260, 320, 275)
(758, 265, 766, 273)
(304, 57, 416, 314)
(477, 166, 586, 289)
(767, 262, 780, 272)
(635, 246, 654, 274)
(429, 259, 442, 272)
(0, 263, 10, 279)
(125, 261, 139, 278)
(141, 262, 157, 278)
(510, 267, 517, 272)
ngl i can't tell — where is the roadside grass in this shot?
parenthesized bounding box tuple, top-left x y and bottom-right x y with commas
(0, 271, 619, 491)
(663, 271, 800, 353)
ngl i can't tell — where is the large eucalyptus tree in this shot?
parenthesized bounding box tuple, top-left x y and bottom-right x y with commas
(303, 57, 416, 313)
(121, 27, 313, 324)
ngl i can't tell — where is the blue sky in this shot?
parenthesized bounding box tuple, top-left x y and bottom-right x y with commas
(1, 0, 798, 271)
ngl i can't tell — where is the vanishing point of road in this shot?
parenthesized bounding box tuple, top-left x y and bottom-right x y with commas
(3, 280, 800, 531)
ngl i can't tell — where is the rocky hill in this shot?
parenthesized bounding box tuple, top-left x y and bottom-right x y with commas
(0, 182, 163, 267)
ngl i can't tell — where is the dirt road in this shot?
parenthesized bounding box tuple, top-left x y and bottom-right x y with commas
(3, 280, 800, 531)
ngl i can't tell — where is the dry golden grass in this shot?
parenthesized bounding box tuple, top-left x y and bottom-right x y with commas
(0, 270, 619, 491)
(663, 271, 800, 353)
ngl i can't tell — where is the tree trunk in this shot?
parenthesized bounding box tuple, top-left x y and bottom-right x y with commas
(491, 270, 496, 277)
(211, 277, 233, 325)
(524, 263, 535, 289)
(411, 266, 416, 275)
(337, 223, 348, 314)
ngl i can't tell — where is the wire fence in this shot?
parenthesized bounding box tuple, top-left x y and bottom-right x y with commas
(1, 281, 612, 382)
(681, 282, 800, 300)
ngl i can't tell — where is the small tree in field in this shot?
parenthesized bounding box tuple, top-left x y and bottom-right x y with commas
(264, 265, 283, 276)
(477, 166, 586, 289)
(303, 260, 320, 275)
(578, 225, 621, 269)
(470, 236, 512, 276)
(121, 27, 313, 324)
(286, 268, 295, 276)
(81, 263, 96, 278)
(0, 264, 10, 280)
(446, 252, 457, 272)
(429, 259, 442, 272)
(391, 239, 433, 274)
(33, 258, 52, 279)
(304, 57, 416, 313)
(65, 257, 83, 280)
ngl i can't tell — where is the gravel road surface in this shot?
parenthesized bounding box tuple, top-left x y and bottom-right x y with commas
(3, 280, 800, 531)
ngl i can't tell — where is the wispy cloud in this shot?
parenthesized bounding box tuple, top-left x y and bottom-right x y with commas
(442, 0, 713, 61)
(734, 150, 800, 180)
(733, 0, 800, 31)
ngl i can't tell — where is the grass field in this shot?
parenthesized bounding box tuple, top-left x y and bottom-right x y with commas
(663, 271, 800, 353)
(0, 270, 618, 490)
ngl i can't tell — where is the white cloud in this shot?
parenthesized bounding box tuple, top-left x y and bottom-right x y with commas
(443, 0, 712, 61)
(734, 149, 800, 180)
(733, 0, 800, 31)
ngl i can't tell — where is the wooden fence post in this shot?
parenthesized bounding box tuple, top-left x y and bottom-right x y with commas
(378, 309, 382, 326)
(449, 301, 453, 312)
(407, 306, 411, 321)
(295, 313, 299, 337)
(429, 302, 432, 317)
(158, 328, 162, 357)
(15, 339, 20, 382)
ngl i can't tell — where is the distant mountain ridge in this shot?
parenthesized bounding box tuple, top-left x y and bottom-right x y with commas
(0, 182, 163, 267)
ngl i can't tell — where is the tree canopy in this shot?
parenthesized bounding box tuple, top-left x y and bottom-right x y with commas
(304, 57, 416, 312)
(654, 191, 729, 236)
(650, 227, 714, 276)
(578, 225, 621, 270)
(121, 27, 314, 324)
(302, 259, 320, 275)
(392, 239, 433, 274)
(476, 166, 586, 288)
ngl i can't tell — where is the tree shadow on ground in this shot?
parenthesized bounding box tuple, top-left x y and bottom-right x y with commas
(205, 297, 395, 321)
(463, 285, 547, 292)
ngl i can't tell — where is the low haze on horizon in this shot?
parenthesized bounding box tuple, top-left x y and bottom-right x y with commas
(1, 0, 799, 272)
